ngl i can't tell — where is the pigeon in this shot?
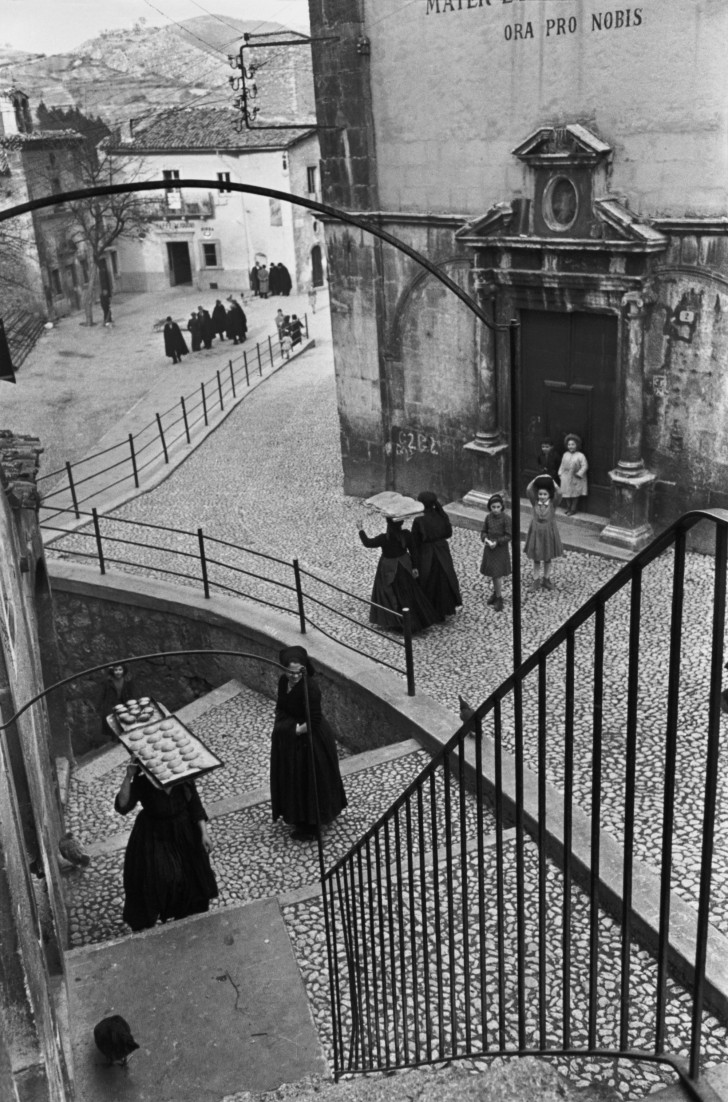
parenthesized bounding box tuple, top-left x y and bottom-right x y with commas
(58, 832, 90, 868)
(93, 1015, 139, 1066)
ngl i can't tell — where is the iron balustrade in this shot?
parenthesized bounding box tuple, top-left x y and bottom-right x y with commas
(37, 316, 309, 525)
(40, 506, 415, 692)
(321, 509, 728, 1100)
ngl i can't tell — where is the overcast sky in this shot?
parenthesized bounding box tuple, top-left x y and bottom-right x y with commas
(2, 0, 310, 55)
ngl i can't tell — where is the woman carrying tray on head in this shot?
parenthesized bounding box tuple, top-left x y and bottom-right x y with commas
(114, 761, 218, 931)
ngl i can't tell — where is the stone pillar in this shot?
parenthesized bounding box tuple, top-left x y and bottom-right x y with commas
(600, 291, 656, 552)
(461, 279, 508, 510)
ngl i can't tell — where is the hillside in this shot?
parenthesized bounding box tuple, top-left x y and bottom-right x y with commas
(2, 16, 315, 131)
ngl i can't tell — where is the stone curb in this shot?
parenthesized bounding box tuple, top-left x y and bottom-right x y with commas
(42, 337, 315, 545)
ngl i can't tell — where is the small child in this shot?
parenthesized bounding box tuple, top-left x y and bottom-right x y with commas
(537, 438, 561, 484)
(479, 493, 511, 612)
(524, 475, 563, 591)
(281, 330, 292, 360)
(558, 432, 588, 516)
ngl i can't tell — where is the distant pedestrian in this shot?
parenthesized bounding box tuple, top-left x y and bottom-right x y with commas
(278, 263, 292, 296)
(479, 493, 511, 612)
(307, 281, 317, 314)
(558, 433, 588, 516)
(250, 265, 260, 296)
(537, 438, 561, 484)
(198, 306, 214, 350)
(410, 491, 462, 618)
(525, 475, 563, 591)
(289, 314, 302, 347)
(163, 316, 188, 364)
(269, 263, 281, 296)
(358, 514, 441, 633)
(275, 308, 286, 338)
(212, 299, 227, 340)
(257, 265, 270, 298)
(98, 663, 138, 739)
(100, 287, 112, 325)
(187, 312, 201, 352)
(226, 296, 247, 344)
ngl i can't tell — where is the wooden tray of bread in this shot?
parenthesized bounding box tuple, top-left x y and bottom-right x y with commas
(106, 697, 223, 791)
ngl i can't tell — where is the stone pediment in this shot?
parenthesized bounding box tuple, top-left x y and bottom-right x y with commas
(456, 198, 666, 252)
(512, 123, 611, 166)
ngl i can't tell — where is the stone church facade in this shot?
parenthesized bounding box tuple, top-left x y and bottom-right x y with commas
(308, 0, 728, 549)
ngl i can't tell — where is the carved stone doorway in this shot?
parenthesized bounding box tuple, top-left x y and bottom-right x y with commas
(520, 309, 617, 517)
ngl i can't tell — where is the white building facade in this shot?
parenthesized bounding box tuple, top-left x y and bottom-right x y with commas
(107, 108, 324, 296)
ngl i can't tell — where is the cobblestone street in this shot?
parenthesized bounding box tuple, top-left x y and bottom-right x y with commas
(8, 290, 728, 1097)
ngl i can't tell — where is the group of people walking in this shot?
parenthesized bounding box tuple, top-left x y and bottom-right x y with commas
(274, 309, 303, 359)
(250, 262, 292, 299)
(358, 432, 589, 622)
(162, 297, 248, 364)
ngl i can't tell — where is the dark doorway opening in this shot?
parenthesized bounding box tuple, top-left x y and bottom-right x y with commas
(311, 244, 324, 287)
(167, 241, 192, 286)
(520, 309, 618, 517)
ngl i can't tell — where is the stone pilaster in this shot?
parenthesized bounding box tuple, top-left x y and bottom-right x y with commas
(600, 291, 656, 552)
(462, 278, 508, 507)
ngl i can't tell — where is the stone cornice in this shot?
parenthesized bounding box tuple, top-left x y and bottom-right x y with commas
(652, 217, 728, 235)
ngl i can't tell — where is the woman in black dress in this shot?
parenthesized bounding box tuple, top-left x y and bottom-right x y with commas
(359, 515, 441, 632)
(115, 761, 218, 931)
(270, 646, 347, 841)
(410, 491, 462, 618)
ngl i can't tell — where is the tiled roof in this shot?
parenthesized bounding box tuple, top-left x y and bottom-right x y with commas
(0, 129, 85, 150)
(111, 108, 315, 153)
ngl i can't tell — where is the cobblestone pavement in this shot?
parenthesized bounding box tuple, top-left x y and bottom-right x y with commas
(12, 290, 728, 1097)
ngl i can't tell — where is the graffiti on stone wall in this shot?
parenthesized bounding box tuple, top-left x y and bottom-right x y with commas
(393, 427, 440, 462)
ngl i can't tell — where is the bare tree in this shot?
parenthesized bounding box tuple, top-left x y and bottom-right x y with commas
(60, 144, 152, 326)
(0, 216, 43, 311)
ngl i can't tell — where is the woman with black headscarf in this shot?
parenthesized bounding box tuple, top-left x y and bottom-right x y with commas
(270, 646, 347, 841)
(358, 514, 441, 632)
(410, 491, 463, 618)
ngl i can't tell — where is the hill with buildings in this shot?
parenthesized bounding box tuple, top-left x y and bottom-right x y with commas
(1, 16, 315, 132)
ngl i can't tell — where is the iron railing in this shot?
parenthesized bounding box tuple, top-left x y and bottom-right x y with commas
(37, 315, 310, 526)
(41, 506, 416, 694)
(321, 509, 728, 1099)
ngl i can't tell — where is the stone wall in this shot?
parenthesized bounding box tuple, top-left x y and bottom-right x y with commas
(49, 562, 450, 760)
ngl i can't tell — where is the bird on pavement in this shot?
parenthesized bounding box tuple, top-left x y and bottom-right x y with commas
(59, 832, 90, 868)
(93, 1015, 139, 1066)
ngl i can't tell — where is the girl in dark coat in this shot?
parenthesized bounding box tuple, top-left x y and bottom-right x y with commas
(115, 761, 217, 931)
(359, 516, 441, 632)
(410, 490, 462, 618)
(187, 312, 201, 352)
(270, 646, 347, 841)
(289, 314, 303, 347)
(163, 317, 188, 364)
(479, 493, 511, 612)
(99, 663, 138, 737)
(211, 300, 227, 340)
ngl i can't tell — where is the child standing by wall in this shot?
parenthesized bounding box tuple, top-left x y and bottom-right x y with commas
(558, 433, 588, 515)
(479, 493, 511, 612)
(525, 475, 563, 591)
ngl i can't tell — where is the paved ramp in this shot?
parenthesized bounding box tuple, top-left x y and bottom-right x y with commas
(66, 898, 327, 1102)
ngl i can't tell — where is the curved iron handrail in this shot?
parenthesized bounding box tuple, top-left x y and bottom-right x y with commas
(320, 508, 728, 1097)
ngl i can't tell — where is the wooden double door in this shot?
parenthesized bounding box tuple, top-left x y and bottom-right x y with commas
(520, 310, 618, 517)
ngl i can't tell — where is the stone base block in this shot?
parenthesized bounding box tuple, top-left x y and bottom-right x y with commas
(463, 438, 508, 507)
(600, 467, 656, 553)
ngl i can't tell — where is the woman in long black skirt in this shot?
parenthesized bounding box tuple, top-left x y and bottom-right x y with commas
(359, 515, 441, 632)
(115, 761, 217, 931)
(410, 491, 462, 618)
(270, 646, 347, 841)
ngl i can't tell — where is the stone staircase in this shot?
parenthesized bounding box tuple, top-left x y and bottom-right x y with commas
(60, 680, 725, 1102)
